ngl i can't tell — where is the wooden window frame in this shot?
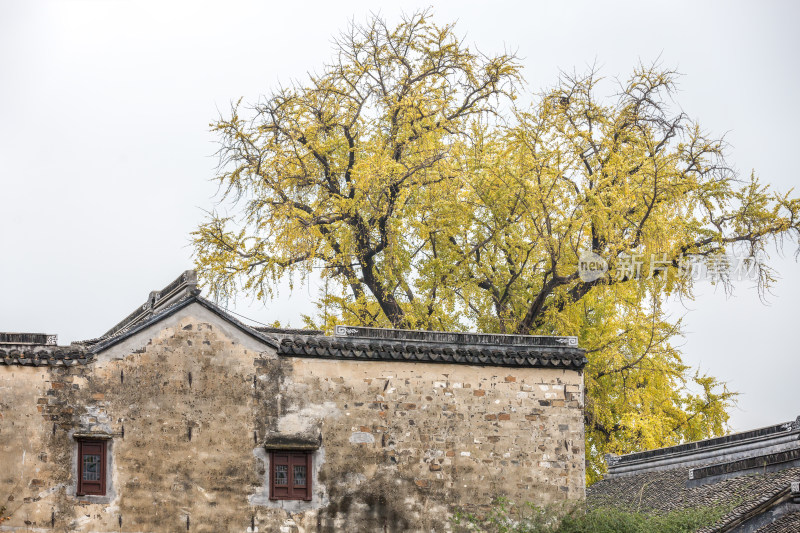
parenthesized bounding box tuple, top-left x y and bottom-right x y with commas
(269, 451, 312, 501)
(77, 439, 107, 496)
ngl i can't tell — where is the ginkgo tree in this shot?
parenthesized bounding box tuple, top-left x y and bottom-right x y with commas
(193, 11, 800, 482)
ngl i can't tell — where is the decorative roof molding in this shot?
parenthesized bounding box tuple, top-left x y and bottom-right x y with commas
(255, 327, 324, 336)
(0, 332, 57, 346)
(334, 324, 579, 347)
(689, 448, 800, 482)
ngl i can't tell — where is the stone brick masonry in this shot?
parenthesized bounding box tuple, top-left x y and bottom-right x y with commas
(0, 289, 585, 532)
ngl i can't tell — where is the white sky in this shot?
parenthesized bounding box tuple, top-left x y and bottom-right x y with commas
(1, 0, 797, 432)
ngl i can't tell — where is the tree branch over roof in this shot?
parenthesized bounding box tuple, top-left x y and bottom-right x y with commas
(193, 12, 797, 484)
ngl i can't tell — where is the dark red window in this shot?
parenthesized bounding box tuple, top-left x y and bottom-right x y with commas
(269, 451, 312, 501)
(77, 440, 106, 496)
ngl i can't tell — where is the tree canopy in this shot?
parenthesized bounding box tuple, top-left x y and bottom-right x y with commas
(193, 12, 800, 482)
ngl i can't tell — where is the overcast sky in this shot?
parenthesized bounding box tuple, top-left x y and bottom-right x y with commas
(1, 0, 797, 433)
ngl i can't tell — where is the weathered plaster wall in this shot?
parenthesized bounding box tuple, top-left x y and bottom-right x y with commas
(0, 365, 58, 529)
(0, 307, 584, 532)
(270, 357, 585, 532)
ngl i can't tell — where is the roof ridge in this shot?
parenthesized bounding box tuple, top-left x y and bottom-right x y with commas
(89, 294, 280, 355)
(689, 447, 800, 483)
(604, 417, 800, 478)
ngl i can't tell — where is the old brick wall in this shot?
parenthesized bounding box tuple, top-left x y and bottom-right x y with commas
(0, 305, 584, 532)
(0, 365, 59, 528)
(269, 357, 585, 532)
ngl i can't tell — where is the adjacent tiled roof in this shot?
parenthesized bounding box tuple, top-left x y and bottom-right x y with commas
(0, 348, 92, 366)
(604, 419, 800, 479)
(691, 448, 800, 481)
(591, 417, 800, 531)
(756, 511, 800, 532)
(609, 420, 799, 471)
(588, 465, 800, 532)
(276, 335, 588, 369)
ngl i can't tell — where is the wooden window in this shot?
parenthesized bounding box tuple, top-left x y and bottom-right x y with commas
(269, 451, 312, 501)
(77, 440, 106, 496)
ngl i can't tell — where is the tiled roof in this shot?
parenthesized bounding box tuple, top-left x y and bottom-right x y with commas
(0, 270, 587, 370)
(756, 511, 800, 532)
(0, 303, 587, 370)
(591, 417, 800, 531)
(276, 335, 587, 369)
(588, 465, 800, 532)
(0, 348, 92, 366)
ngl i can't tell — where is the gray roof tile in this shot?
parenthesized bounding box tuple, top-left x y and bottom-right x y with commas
(276, 335, 587, 369)
(0, 348, 91, 366)
(755, 511, 800, 532)
(588, 466, 800, 532)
